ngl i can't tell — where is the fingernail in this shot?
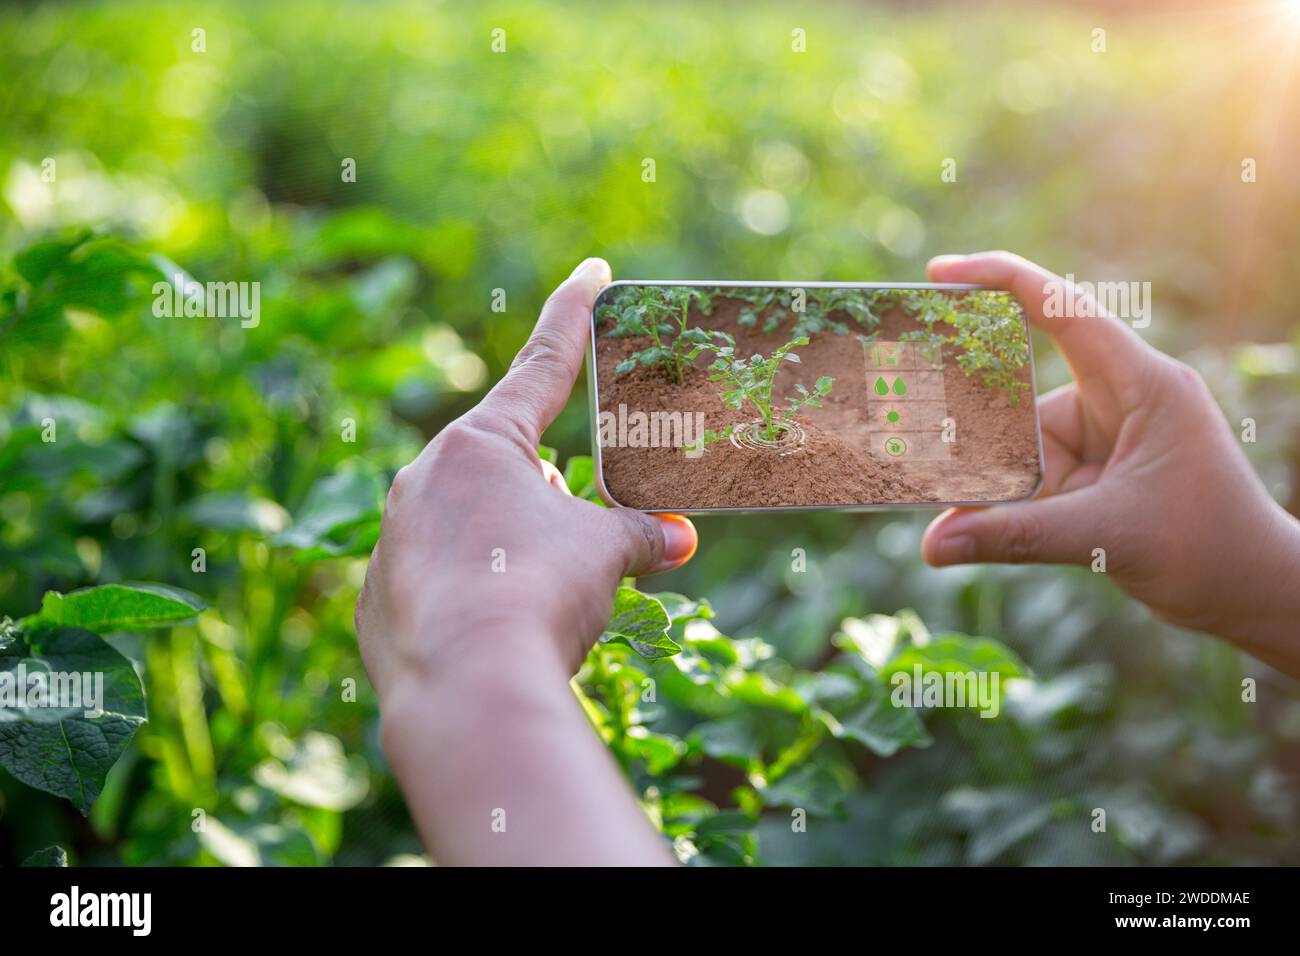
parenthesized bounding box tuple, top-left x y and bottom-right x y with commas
(569, 257, 595, 278)
(928, 254, 964, 269)
(656, 515, 697, 569)
(935, 534, 977, 565)
(569, 258, 609, 285)
(939, 511, 976, 537)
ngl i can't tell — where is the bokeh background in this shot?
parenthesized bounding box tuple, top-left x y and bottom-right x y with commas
(3, 0, 1300, 865)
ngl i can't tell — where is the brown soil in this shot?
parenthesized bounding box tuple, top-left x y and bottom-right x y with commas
(594, 294, 1042, 510)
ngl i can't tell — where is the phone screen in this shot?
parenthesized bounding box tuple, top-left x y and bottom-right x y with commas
(589, 283, 1043, 512)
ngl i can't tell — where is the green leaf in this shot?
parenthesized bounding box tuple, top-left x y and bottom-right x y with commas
(25, 583, 205, 633)
(798, 670, 863, 706)
(760, 763, 853, 817)
(615, 358, 638, 375)
(537, 445, 558, 465)
(273, 470, 383, 553)
(562, 455, 599, 503)
(652, 592, 716, 628)
(600, 587, 680, 661)
(835, 615, 904, 673)
(693, 810, 756, 837)
(820, 687, 932, 757)
(0, 627, 147, 814)
(181, 492, 291, 534)
(14, 232, 92, 286)
(882, 634, 1027, 681)
(727, 672, 807, 713)
(941, 787, 1054, 866)
(623, 728, 685, 774)
(253, 731, 369, 811)
(690, 714, 763, 766)
(21, 845, 68, 867)
(197, 816, 323, 867)
(13, 232, 162, 316)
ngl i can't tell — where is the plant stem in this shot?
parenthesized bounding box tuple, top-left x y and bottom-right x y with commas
(674, 301, 689, 383)
(647, 321, 673, 383)
(761, 362, 781, 440)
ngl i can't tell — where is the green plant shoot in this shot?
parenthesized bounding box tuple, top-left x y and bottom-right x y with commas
(601, 285, 714, 384)
(704, 333, 834, 442)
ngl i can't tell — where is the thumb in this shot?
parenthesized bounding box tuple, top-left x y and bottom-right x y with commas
(602, 509, 698, 578)
(922, 494, 1100, 567)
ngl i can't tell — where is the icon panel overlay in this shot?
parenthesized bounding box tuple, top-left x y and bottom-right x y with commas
(863, 341, 950, 461)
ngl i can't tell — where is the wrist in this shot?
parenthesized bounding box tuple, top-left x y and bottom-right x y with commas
(386, 601, 567, 686)
(378, 617, 572, 761)
(1209, 502, 1300, 661)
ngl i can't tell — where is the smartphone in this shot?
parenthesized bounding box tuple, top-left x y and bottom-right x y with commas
(587, 281, 1044, 513)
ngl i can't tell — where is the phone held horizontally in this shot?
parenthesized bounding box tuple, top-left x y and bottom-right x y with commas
(587, 281, 1044, 513)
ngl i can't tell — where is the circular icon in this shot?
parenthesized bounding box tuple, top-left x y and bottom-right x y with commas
(879, 406, 907, 427)
(883, 436, 908, 457)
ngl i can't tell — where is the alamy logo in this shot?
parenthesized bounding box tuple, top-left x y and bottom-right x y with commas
(890, 666, 1002, 718)
(597, 403, 707, 459)
(50, 886, 151, 936)
(152, 273, 261, 328)
(1042, 275, 1151, 329)
(0, 659, 104, 719)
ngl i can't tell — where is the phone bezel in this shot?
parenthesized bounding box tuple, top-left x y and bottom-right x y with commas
(586, 280, 1046, 515)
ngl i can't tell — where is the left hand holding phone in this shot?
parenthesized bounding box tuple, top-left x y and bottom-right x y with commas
(353, 257, 692, 865)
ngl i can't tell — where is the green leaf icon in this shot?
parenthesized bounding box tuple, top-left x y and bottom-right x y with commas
(892, 377, 907, 396)
(874, 376, 889, 396)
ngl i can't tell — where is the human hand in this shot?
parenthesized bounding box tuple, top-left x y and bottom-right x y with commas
(349, 258, 692, 865)
(921, 252, 1300, 668)
(355, 257, 698, 699)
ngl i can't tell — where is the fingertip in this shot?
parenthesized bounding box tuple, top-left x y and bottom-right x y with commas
(921, 508, 978, 567)
(566, 257, 613, 298)
(920, 509, 952, 565)
(654, 513, 697, 570)
(926, 254, 967, 281)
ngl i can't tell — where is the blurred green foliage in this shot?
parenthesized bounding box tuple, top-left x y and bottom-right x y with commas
(2, 0, 1300, 865)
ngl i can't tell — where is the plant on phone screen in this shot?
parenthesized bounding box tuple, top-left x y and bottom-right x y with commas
(723, 287, 884, 339)
(704, 332, 833, 443)
(599, 285, 713, 384)
(803, 288, 883, 336)
(681, 424, 736, 458)
(897, 290, 1030, 401)
(730, 287, 791, 333)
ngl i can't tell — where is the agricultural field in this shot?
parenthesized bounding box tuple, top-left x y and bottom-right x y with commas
(2, 0, 1300, 867)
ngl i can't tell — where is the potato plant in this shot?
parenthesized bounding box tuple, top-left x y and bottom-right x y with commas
(804, 288, 885, 336)
(600, 285, 714, 384)
(558, 453, 1026, 865)
(708, 287, 884, 339)
(4, 232, 1292, 866)
(703, 332, 833, 443)
(896, 290, 1031, 400)
(1, 583, 205, 865)
(0, 394, 1024, 869)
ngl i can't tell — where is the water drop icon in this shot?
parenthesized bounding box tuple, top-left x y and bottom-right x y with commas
(874, 376, 889, 396)
(892, 377, 907, 396)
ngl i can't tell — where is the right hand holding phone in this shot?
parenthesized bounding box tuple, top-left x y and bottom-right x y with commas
(921, 252, 1300, 672)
